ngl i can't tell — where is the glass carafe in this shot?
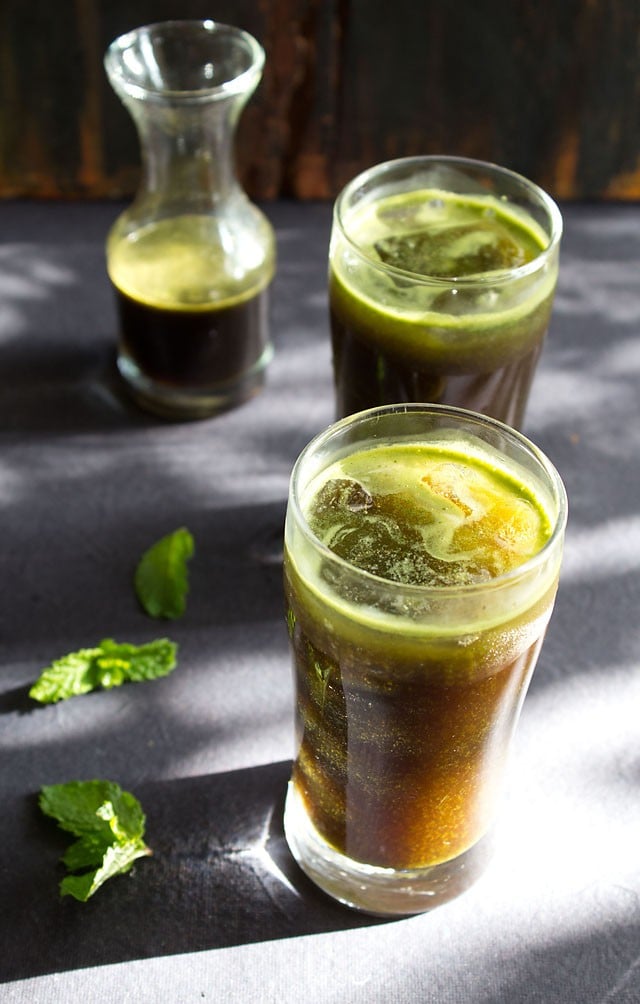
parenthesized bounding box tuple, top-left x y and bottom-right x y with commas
(104, 20, 275, 419)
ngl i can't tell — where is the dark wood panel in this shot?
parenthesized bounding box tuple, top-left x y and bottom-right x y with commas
(0, 0, 638, 200)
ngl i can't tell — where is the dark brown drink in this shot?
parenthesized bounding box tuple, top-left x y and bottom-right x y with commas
(286, 563, 553, 870)
(330, 282, 553, 429)
(114, 285, 270, 389)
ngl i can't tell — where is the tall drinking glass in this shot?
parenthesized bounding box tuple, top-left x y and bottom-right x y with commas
(283, 404, 567, 914)
(329, 157, 562, 428)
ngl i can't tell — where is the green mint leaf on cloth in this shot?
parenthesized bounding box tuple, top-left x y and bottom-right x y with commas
(94, 638, 177, 685)
(39, 780, 152, 901)
(60, 840, 150, 901)
(28, 647, 103, 702)
(29, 638, 177, 703)
(134, 527, 194, 619)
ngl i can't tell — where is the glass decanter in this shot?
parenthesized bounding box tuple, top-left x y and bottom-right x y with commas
(104, 20, 275, 419)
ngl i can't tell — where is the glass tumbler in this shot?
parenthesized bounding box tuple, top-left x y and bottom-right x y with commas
(283, 403, 567, 915)
(329, 156, 562, 428)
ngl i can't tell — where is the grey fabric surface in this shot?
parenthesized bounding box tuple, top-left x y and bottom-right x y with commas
(1, 200, 639, 1003)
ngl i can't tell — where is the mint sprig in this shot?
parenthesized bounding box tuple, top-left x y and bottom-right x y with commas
(39, 780, 152, 901)
(29, 637, 177, 704)
(135, 527, 194, 619)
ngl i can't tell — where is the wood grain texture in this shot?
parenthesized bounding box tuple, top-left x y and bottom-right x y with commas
(0, 0, 638, 201)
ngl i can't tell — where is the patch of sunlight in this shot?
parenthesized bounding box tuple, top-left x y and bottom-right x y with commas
(556, 259, 640, 323)
(562, 515, 640, 582)
(0, 460, 24, 505)
(233, 804, 302, 899)
(498, 661, 640, 917)
(0, 248, 77, 335)
(604, 335, 640, 375)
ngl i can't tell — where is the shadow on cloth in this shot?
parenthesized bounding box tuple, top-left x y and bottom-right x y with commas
(1, 760, 386, 983)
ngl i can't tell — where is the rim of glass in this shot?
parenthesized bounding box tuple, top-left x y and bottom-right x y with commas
(333, 155, 563, 287)
(104, 19, 265, 103)
(289, 403, 568, 599)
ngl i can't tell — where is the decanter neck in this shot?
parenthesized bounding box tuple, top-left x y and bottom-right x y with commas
(126, 96, 244, 211)
(105, 19, 264, 215)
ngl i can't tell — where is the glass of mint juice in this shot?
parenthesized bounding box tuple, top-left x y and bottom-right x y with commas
(283, 404, 567, 915)
(329, 157, 562, 429)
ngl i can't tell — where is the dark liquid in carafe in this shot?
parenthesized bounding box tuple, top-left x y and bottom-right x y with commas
(114, 285, 270, 388)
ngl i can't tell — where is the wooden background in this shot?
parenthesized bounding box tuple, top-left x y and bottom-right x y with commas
(0, 0, 638, 202)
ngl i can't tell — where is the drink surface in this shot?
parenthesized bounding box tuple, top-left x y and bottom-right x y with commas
(285, 434, 560, 870)
(329, 189, 558, 424)
(294, 435, 557, 641)
(304, 441, 552, 590)
(107, 214, 273, 390)
(345, 189, 547, 280)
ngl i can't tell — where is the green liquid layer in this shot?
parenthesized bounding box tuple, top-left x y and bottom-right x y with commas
(107, 214, 274, 310)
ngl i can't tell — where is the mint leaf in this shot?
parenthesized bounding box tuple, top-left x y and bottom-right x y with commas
(39, 780, 152, 902)
(60, 840, 150, 901)
(134, 527, 194, 619)
(40, 779, 123, 835)
(62, 833, 113, 871)
(29, 638, 177, 704)
(27, 647, 103, 703)
(39, 780, 147, 838)
(95, 638, 177, 686)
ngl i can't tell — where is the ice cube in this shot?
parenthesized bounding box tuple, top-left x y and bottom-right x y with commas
(307, 478, 375, 555)
(375, 195, 429, 229)
(310, 478, 374, 520)
(452, 492, 546, 578)
(311, 481, 476, 588)
(420, 462, 487, 520)
(374, 221, 527, 278)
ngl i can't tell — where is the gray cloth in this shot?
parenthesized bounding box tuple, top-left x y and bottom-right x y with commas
(1, 201, 639, 1003)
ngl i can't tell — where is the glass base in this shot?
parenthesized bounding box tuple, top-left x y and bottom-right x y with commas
(117, 344, 273, 421)
(283, 782, 493, 917)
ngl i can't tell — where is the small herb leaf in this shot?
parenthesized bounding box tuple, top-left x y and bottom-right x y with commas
(39, 780, 152, 902)
(29, 638, 177, 704)
(27, 648, 102, 703)
(60, 840, 151, 901)
(134, 527, 194, 619)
